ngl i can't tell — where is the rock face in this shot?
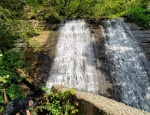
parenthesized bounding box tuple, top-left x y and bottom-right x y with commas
(125, 22, 150, 61)
(88, 20, 112, 98)
(52, 85, 150, 115)
(29, 30, 58, 88)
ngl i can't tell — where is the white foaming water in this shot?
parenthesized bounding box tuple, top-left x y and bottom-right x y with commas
(46, 20, 99, 93)
(104, 19, 150, 112)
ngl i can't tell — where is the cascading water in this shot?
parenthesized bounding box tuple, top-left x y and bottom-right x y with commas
(46, 20, 99, 93)
(104, 19, 150, 112)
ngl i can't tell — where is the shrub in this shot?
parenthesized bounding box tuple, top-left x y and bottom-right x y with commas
(128, 7, 150, 29)
(0, 51, 25, 101)
(37, 7, 63, 23)
(34, 89, 78, 115)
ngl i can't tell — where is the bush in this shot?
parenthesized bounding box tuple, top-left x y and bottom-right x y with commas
(128, 7, 150, 29)
(6, 84, 25, 100)
(36, 7, 63, 23)
(0, 0, 26, 10)
(0, 51, 25, 101)
(49, 0, 100, 18)
(34, 89, 78, 115)
(0, 18, 41, 51)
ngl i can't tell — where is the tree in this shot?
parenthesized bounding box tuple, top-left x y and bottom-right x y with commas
(49, 0, 99, 18)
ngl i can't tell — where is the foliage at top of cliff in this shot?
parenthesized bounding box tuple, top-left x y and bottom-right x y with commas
(0, 0, 149, 19)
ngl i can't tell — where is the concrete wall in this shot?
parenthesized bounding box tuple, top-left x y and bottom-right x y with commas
(52, 85, 150, 115)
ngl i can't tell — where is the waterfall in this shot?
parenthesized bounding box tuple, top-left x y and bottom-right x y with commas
(104, 19, 150, 112)
(46, 20, 99, 93)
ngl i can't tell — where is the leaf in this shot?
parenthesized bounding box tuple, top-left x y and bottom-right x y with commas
(0, 75, 9, 84)
(69, 88, 75, 95)
(71, 109, 78, 114)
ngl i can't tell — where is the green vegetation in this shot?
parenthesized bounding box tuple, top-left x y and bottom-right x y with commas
(0, 0, 149, 114)
(0, 0, 42, 113)
(38, 0, 149, 28)
(128, 7, 150, 28)
(34, 88, 78, 115)
(0, 51, 25, 112)
(1, 0, 149, 29)
(127, 0, 150, 28)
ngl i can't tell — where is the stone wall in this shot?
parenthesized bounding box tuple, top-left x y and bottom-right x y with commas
(52, 85, 150, 115)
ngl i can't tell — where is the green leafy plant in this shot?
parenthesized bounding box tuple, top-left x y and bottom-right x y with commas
(0, 50, 26, 114)
(34, 88, 78, 115)
(6, 84, 25, 100)
(0, 50, 25, 102)
(128, 7, 150, 29)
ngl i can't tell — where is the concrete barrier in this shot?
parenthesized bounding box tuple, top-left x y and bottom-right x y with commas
(52, 85, 150, 115)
